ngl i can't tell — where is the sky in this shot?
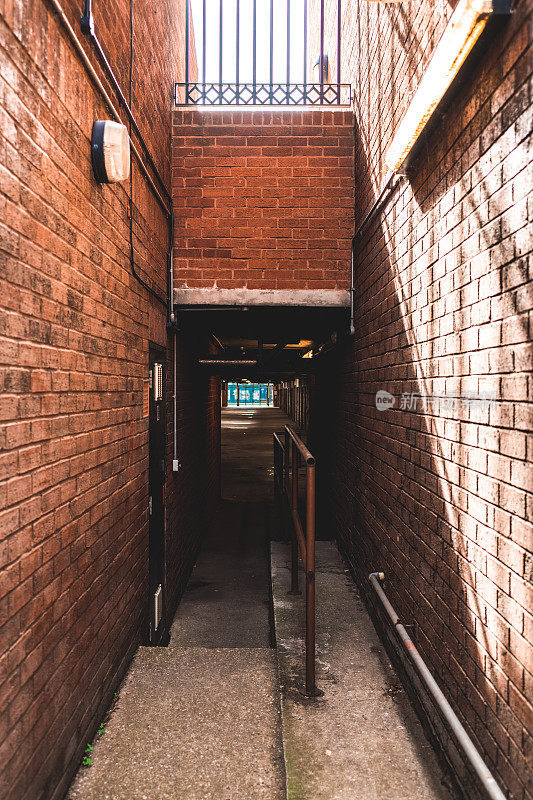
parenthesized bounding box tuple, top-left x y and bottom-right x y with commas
(190, 0, 308, 85)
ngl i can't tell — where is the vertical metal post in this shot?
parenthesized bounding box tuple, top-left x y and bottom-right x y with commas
(202, 0, 206, 84)
(292, 443, 298, 521)
(236, 0, 240, 92)
(219, 0, 223, 98)
(303, 0, 307, 94)
(185, 0, 190, 88)
(253, 0, 257, 102)
(269, 0, 273, 88)
(320, 0, 325, 103)
(337, 0, 341, 97)
(286, 0, 291, 102)
(305, 461, 316, 695)
(284, 429, 290, 494)
(291, 441, 299, 593)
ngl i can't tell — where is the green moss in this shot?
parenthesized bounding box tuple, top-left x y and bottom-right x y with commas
(282, 707, 313, 800)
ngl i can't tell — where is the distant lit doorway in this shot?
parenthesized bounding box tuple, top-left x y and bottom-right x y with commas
(227, 383, 274, 406)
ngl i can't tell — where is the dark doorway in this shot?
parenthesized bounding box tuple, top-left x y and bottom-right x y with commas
(148, 345, 169, 645)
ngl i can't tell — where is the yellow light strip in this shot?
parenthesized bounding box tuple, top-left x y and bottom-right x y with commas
(385, 0, 499, 173)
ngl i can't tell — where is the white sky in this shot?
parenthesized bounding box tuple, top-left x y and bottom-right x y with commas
(190, 0, 308, 85)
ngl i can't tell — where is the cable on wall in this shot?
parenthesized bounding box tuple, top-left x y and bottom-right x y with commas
(126, 0, 167, 309)
(43, 0, 173, 313)
(349, 169, 403, 335)
(80, 0, 175, 321)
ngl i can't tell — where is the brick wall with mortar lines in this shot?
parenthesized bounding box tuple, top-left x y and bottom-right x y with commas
(171, 109, 354, 293)
(311, 1, 532, 799)
(0, 3, 216, 800)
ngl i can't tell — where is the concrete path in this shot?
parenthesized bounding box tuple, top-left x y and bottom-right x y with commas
(170, 500, 274, 648)
(170, 408, 290, 649)
(68, 647, 284, 800)
(271, 541, 456, 800)
(68, 407, 456, 800)
(68, 407, 289, 800)
(221, 407, 288, 502)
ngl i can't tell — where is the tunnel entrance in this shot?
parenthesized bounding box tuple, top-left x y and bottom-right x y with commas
(171, 401, 293, 648)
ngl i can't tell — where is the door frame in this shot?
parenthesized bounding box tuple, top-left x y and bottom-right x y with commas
(147, 342, 170, 646)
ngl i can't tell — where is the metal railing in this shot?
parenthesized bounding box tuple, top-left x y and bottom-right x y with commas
(369, 573, 506, 800)
(176, 0, 350, 107)
(273, 425, 319, 696)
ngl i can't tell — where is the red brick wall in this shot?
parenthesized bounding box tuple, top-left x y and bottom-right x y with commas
(0, 3, 215, 800)
(312, 2, 532, 799)
(171, 109, 354, 293)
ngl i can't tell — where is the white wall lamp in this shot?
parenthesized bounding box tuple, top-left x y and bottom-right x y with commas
(91, 120, 131, 183)
(385, 0, 511, 173)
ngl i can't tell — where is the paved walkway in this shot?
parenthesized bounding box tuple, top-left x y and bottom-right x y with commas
(68, 406, 456, 800)
(68, 407, 289, 800)
(272, 542, 456, 800)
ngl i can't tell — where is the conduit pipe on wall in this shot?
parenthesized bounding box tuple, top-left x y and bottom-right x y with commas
(173, 331, 179, 472)
(368, 573, 507, 800)
(44, 0, 175, 319)
(81, 0, 171, 210)
(349, 170, 401, 335)
(46, 0, 179, 472)
(80, 0, 176, 325)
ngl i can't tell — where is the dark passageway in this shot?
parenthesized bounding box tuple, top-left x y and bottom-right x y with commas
(171, 407, 289, 648)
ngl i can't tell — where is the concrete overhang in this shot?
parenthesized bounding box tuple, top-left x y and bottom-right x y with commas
(173, 288, 351, 308)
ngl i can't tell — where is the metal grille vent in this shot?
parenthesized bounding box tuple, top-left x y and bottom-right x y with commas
(153, 363, 163, 401)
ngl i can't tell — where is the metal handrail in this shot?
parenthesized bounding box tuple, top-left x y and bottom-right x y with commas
(369, 573, 506, 800)
(273, 426, 318, 696)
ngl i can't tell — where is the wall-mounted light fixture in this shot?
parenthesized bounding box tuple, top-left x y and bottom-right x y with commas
(385, 0, 511, 173)
(91, 120, 131, 183)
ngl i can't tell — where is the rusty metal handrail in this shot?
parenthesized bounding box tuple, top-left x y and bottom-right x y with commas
(273, 425, 318, 696)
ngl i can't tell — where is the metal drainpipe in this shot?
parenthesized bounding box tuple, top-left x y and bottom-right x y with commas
(350, 170, 399, 335)
(167, 212, 175, 327)
(173, 330, 179, 472)
(369, 573, 507, 800)
(80, 0, 175, 326)
(45, 0, 170, 312)
(48, 0, 178, 464)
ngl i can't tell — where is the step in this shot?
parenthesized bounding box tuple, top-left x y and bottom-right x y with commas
(271, 541, 456, 800)
(67, 646, 285, 800)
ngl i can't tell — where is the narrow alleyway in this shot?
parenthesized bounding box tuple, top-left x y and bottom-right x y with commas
(3, 1, 530, 797)
(68, 405, 458, 800)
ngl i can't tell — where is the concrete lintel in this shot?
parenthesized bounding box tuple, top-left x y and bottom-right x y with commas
(173, 287, 350, 308)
